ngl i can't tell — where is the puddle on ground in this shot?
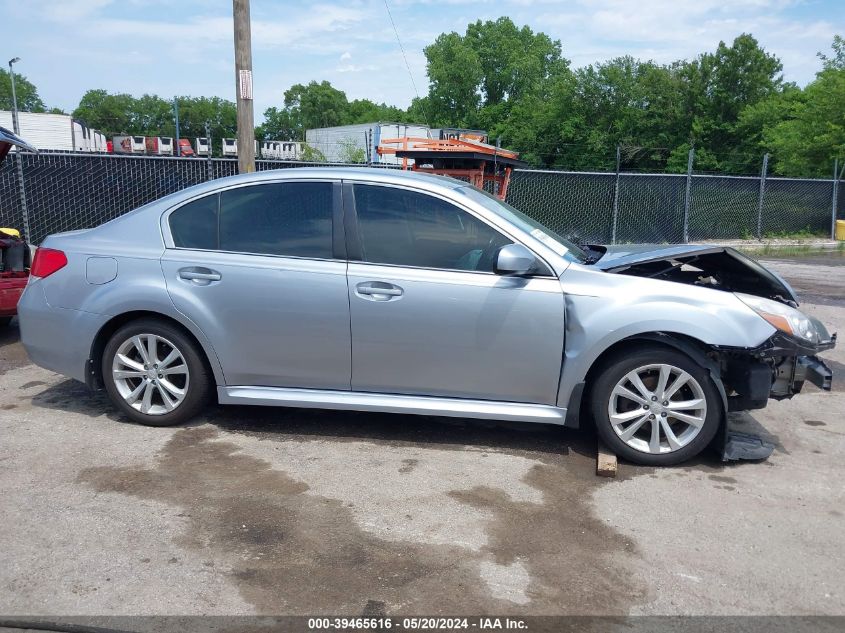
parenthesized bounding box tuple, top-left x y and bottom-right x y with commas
(78, 425, 645, 615)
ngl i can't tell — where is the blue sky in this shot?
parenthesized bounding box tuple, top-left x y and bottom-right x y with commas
(3, 0, 844, 122)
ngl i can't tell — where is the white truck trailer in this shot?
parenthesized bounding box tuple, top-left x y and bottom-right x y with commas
(112, 135, 146, 154)
(222, 138, 237, 157)
(194, 137, 211, 156)
(259, 140, 303, 160)
(305, 122, 430, 164)
(222, 139, 259, 158)
(0, 111, 106, 152)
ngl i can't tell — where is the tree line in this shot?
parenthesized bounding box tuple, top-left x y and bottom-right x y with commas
(1, 17, 843, 176)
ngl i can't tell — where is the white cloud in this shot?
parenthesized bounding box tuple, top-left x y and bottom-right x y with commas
(4, 0, 842, 123)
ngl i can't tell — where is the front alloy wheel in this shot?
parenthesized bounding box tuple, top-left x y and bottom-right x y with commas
(608, 364, 707, 455)
(591, 346, 721, 466)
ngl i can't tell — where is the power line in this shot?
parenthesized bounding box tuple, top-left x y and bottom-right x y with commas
(382, 0, 426, 123)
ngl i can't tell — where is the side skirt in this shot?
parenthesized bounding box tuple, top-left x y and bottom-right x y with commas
(218, 386, 569, 425)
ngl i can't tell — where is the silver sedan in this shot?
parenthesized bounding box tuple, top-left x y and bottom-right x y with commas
(18, 168, 835, 465)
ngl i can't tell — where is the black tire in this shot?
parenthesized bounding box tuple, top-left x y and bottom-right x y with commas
(0, 316, 12, 327)
(102, 318, 211, 427)
(589, 346, 722, 466)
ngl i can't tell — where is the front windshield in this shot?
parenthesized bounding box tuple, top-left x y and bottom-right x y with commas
(456, 186, 588, 263)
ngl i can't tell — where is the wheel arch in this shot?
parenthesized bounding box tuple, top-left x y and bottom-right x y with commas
(565, 331, 728, 430)
(87, 310, 223, 390)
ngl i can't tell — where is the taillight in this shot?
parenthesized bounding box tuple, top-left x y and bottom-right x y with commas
(30, 247, 68, 278)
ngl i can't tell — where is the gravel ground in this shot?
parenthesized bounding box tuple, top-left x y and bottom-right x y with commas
(0, 254, 842, 617)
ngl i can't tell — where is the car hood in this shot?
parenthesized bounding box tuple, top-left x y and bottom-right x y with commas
(588, 243, 799, 306)
(0, 126, 37, 165)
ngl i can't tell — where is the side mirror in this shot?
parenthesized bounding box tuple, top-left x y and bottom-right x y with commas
(495, 243, 537, 276)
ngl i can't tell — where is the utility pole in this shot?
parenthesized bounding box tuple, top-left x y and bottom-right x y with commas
(8, 57, 21, 135)
(233, 0, 255, 173)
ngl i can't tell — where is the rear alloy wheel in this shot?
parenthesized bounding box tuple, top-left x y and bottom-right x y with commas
(591, 347, 721, 466)
(102, 319, 210, 426)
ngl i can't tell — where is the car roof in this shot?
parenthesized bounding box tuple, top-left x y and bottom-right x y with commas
(209, 166, 464, 190)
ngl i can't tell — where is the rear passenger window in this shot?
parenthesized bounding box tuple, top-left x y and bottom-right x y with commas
(219, 182, 333, 258)
(169, 194, 218, 250)
(169, 182, 334, 259)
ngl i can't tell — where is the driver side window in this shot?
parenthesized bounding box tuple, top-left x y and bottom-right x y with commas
(353, 184, 512, 272)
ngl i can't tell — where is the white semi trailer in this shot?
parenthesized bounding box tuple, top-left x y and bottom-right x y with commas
(305, 122, 430, 164)
(0, 111, 107, 152)
(259, 140, 303, 160)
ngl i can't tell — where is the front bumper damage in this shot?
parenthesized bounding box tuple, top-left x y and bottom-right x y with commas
(719, 322, 836, 412)
(714, 323, 836, 462)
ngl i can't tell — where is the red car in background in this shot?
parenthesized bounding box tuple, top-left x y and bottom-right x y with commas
(0, 126, 36, 326)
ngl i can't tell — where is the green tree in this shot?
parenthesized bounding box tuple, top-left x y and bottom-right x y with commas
(818, 34, 845, 71)
(424, 31, 482, 125)
(679, 34, 784, 172)
(174, 96, 237, 149)
(337, 137, 366, 163)
(422, 17, 567, 127)
(347, 98, 407, 124)
(300, 144, 326, 162)
(0, 69, 46, 112)
(760, 38, 845, 176)
(284, 80, 349, 137)
(567, 57, 687, 170)
(257, 106, 297, 141)
(73, 89, 136, 137)
(133, 94, 172, 135)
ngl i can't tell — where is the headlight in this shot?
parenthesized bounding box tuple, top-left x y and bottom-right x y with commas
(736, 293, 819, 343)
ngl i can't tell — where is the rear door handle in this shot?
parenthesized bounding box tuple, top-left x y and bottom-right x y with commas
(178, 267, 222, 284)
(356, 282, 404, 300)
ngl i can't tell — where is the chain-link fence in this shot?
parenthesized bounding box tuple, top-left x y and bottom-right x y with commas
(509, 169, 841, 244)
(0, 151, 842, 245)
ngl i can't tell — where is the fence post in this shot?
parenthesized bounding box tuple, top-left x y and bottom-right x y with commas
(611, 145, 621, 245)
(205, 122, 213, 182)
(756, 153, 769, 240)
(832, 158, 840, 240)
(13, 150, 31, 242)
(683, 148, 694, 243)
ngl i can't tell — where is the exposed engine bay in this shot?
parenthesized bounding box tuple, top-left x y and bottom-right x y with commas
(586, 244, 799, 306)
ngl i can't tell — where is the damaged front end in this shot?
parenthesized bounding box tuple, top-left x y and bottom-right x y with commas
(590, 243, 836, 409)
(717, 326, 835, 412)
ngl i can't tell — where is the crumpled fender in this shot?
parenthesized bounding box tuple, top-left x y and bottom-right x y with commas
(556, 266, 774, 411)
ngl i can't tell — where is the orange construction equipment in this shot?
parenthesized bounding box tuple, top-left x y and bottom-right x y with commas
(377, 136, 525, 200)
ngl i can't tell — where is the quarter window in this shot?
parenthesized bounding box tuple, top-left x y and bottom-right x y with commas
(169, 182, 334, 259)
(353, 184, 511, 272)
(169, 194, 218, 250)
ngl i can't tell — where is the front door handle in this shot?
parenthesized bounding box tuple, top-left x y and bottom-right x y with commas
(356, 281, 404, 301)
(178, 267, 222, 285)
